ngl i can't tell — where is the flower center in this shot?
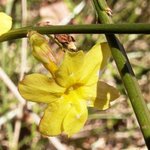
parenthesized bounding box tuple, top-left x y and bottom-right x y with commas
(65, 83, 82, 94)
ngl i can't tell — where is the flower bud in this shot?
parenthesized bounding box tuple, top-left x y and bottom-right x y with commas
(28, 31, 58, 75)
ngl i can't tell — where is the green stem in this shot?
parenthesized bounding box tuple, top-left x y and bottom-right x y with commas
(93, 0, 150, 148)
(0, 24, 150, 42)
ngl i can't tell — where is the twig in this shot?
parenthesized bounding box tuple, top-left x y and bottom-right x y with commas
(60, 1, 85, 25)
(1, 24, 150, 42)
(12, 0, 28, 146)
(0, 109, 19, 127)
(20, 0, 28, 80)
(0, 67, 25, 104)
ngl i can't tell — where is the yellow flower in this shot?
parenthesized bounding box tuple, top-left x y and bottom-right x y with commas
(18, 33, 119, 137)
(0, 12, 12, 36)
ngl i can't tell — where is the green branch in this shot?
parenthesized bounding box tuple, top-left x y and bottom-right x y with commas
(0, 24, 150, 42)
(93, 0, 150, 148)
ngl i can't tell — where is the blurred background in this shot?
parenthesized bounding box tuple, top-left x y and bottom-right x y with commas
(0, 0, 150, 149)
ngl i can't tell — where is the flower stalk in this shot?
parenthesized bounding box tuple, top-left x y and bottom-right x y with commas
(93, 0, 150, 148)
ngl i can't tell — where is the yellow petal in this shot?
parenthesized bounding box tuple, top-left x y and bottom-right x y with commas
(75, 83, 97, 106)
(55, 51, 84, 87)
(63, 99, 88, 137)
(100, 42, 111, 70)
(94, 81, 120, 110)
(18, 74, 65, 103)
(0, 12, 12, 36)
(79, 43, 111, 85)
(39, 98, 71, 136)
